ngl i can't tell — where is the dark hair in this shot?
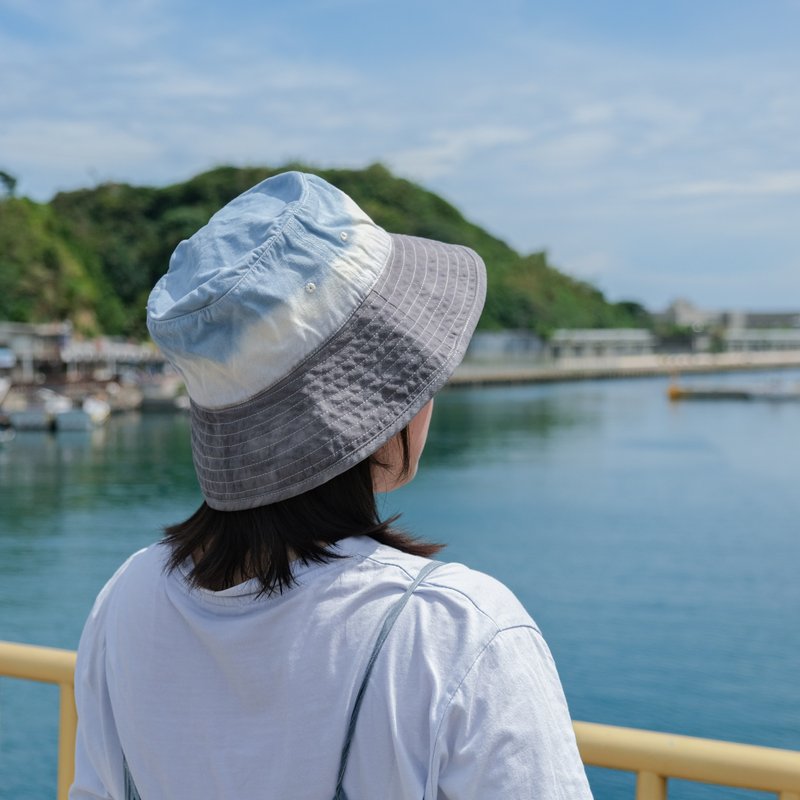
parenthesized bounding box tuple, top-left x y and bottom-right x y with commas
(163, 427, 442, 596)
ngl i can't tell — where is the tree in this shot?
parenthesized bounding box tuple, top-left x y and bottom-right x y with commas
(0, 170, 17, 198)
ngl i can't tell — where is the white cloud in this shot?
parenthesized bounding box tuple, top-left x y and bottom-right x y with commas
(3, 2, 800, 307)
(0, 120, 162, 196)
(389, 126, 531, 179)
(648, 171, 800, 199)
(532, 130, 618, 167)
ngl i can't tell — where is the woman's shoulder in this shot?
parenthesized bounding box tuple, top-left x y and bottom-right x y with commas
(85, 543, 170, 618)
(423, 559, 540, 634)
(76, 544, 168, 660)
(349, 537, 540, 637)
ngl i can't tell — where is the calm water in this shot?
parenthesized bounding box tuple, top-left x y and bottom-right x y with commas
(2, 371, 799, 799)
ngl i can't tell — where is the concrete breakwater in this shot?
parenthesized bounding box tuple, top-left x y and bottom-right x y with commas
(449, 350, 800, 387)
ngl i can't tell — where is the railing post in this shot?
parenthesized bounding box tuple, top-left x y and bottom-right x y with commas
(58, 680, 77, 800)
(636, 770, 667, 800)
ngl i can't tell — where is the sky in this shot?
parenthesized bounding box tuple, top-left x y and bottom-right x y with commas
(2, 0, 799, 312)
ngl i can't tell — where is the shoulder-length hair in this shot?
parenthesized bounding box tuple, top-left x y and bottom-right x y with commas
(163, 427, 442, 596)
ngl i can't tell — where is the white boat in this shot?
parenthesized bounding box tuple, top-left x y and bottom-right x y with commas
(6, 388, 75, 431)
(54, 396, 112, 431)
(8, 409, 52, 431)
(36, 388, 73, 414)
(54, 409, 93, 432)
(82, 396, 111, 425)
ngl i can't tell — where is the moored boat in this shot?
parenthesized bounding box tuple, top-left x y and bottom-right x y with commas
(4, 388, 72, 431)
(82, 396, 111, 425)
(0, 412, 14, 445)
(668, 383, 800, 401)
(53, 409, 93, 431)
(1, 386, 113, 432)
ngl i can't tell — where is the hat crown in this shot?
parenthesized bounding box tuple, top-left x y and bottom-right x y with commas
(144, 171, 486, 510)
(147, 172, 391, 408)
(148, 172, 305, 322)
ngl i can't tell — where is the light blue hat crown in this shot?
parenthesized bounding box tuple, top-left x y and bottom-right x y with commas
(148, 172, 391, 408)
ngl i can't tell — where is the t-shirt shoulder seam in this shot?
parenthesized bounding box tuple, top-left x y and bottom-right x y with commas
(363, 554, 488, 616)
(361, 554, 534, 632)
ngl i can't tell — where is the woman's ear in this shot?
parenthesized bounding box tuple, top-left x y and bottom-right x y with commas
(372, 400, 434, 493)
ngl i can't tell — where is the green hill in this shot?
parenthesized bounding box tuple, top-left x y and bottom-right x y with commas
(0, 197, 126, 334)
(0, 164, 648, 338)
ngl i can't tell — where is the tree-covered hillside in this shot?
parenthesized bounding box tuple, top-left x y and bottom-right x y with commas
(0, 164, 648, 338)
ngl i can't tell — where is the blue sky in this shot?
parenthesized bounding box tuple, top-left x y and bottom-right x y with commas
(2, 0, 799, 311)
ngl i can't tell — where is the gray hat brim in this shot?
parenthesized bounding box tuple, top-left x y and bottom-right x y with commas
(190, 233, 486, 510)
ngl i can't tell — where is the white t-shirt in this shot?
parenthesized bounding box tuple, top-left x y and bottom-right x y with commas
(70, 536, 592, 799)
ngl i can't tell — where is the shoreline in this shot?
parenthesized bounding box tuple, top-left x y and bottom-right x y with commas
(449, 350, 800, 387)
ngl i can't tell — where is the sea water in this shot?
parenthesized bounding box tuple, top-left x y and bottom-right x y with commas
(1, 370, 799, 799)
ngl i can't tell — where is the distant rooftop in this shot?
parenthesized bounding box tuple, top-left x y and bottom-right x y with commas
(658, 299, 800, 329)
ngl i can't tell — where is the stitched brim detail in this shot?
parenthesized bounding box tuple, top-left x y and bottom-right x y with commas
(190, 234, 486, 510)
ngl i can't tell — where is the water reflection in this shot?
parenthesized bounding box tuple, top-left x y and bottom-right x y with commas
(0, 413, 197, 532)
(426, 384, 594, 466)
(0, 388, 594, 527)
(1, 375, 799, 800)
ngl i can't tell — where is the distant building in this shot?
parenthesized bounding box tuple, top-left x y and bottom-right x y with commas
(0, 321, 72, 382)
(659, 298, 721, 329)
(724, 329, 800, 352)
(659, 299, 800, 331)
(0, 346, 15, 375)
(60, 339, 164, 380)
(657, 300, 800, 353)
(466, 331, 545, 360)
(722, 311, 800, 330)
(0, 320, 164, 383)
(548, 329, 656, 359)
(467, 329, 656, 361)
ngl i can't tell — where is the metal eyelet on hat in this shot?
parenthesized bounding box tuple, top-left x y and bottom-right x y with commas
(340, 231, 348, 241)
(305, 282, 316, 294)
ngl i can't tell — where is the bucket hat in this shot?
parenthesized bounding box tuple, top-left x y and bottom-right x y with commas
(147, 172, 486, 510)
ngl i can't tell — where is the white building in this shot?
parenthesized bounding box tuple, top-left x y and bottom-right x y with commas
(724, 329, 800, 352)
(659, 298, 721, 329)
(548, 329, 656, 359)
(466, 331, 545, 361)
(467, 329, 656, 361)
(0, 321, 72, 382)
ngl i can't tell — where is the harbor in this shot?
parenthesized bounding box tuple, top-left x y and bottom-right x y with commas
(3, 321, 800, 439)
(2, 372, 799, 799)
(5, 1, 800, 794)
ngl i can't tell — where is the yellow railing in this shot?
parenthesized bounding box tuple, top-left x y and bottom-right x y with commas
(2, 640, 800, 800)
(0, 641, 77, 800)
(574, 721, 800, 800)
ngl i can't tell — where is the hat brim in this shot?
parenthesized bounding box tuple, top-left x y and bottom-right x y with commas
(189, 233, 486, 510)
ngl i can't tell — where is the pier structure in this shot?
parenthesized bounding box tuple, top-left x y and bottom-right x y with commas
(451, 349, 800, 387)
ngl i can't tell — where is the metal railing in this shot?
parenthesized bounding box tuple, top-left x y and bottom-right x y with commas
(2, 640, 800, 800)
(574, 721, 800, 800)
(0, 641, 77, 800)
